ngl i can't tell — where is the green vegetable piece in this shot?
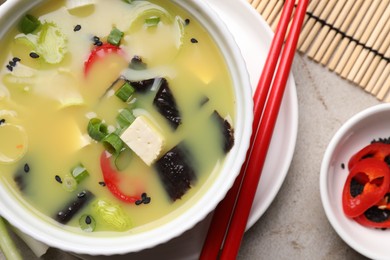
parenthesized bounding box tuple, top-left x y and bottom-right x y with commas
(116, 107, 135, 129)
(79, 215, 96, 232)
(19, 14, 41, 34)
(107, 27, 124, 46)
(88, 118, 108, 141)
(102, 133, 123, 155)
(115, 82, 135, 102)
(0, 217, 23, 260)
(122, 0, 133, 4)
(37, 22, 67, 64)
(114, 147, 132, 171)
(62, 174, 77, 192)
(93, 199, 132, 231)
(145, 16, 160, 27)
(71, 164, 89, 183)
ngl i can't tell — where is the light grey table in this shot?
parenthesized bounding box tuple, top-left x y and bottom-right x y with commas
(0, 0, 377, 259)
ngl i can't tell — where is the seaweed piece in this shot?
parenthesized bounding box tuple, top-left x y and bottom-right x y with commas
(153, 78, 181, 129)
(54, 190, 94, 224)
(154, 143, 196, 201)
(211, 111, 234, 153)
(13, 163, 31, 192)
(129, 78, 156, 92)
(129, 55, 147, 70)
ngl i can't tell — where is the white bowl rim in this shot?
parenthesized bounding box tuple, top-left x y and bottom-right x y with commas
(320, 103, 390, 260)
(0, 0, 253, 255)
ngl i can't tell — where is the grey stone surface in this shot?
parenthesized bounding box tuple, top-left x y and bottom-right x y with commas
(237, 55, 376, 260)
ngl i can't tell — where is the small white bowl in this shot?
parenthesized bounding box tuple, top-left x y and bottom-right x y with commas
(320, 103, 390, 260)
(0, 0, 253, 256)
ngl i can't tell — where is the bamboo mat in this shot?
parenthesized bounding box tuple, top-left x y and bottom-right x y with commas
(248, 0, 390, 102)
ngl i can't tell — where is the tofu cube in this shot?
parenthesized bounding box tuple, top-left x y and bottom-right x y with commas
(120, 116, 165, 166)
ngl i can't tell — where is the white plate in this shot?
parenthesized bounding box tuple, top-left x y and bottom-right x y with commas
(80, 0, 298, 259)
(320, 104, 390, 260)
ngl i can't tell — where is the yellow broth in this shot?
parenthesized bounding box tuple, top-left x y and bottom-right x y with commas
(0, 0, 235, 234)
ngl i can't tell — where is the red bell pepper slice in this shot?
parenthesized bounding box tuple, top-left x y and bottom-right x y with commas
(84, 43, 126, 76)
(342, 158, 390, 218)
(100, 151, 141, 204)
(354, 211, 390, 228)
(348, 142, 390, 170)
(354, 185, 390, 228)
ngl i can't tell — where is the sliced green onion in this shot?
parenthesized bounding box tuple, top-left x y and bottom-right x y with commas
(102, 133, 123, 155)
(115, 82, 135, 102)
(79, 214, 96, 232)
(116, 107, 135, 129)
(145, 16, 161, 27)
(114, 147, 132, 171)
(71, 164, 89, 183)
(87, 118, 108, 141)
(107, 27, 124, 46)
(19, 14, 41, 34)
(62, 174, 77, 192)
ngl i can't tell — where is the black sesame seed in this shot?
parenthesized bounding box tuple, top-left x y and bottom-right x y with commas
(143, 197, 151, 204)
(13, 57, 21, 62)
(74, 24, 82, 32)
(135, 200, 142, 206)
(190, 38, 198, 43)
(0, 119, 5, 125)
(77, 191, 86, 198)
(98, 181, 106, 187)
(29, 52, 40, 59)
(9, 61, 16, 67)
(6, 65, 13, 71)
(96, 41, 103, 46)
(185, 18, 190, 25)
(55, 175, 62, 184)
(341, 163, 345, 169)
(85, 215, 92, 224)
(93, 36, 100, 42)
(24, 163, 30, 173)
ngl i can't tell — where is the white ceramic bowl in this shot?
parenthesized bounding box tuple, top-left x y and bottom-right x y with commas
(320, 103, 390, 260)
(0, 0, 253, 255)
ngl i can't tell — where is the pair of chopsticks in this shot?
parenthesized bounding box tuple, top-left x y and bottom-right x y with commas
(200, 0, 308, 259)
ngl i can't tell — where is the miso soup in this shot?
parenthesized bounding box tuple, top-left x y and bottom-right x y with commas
(0, 0, 236, 234)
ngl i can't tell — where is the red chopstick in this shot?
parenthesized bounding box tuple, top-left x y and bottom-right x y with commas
(200, 0, 308, 259)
